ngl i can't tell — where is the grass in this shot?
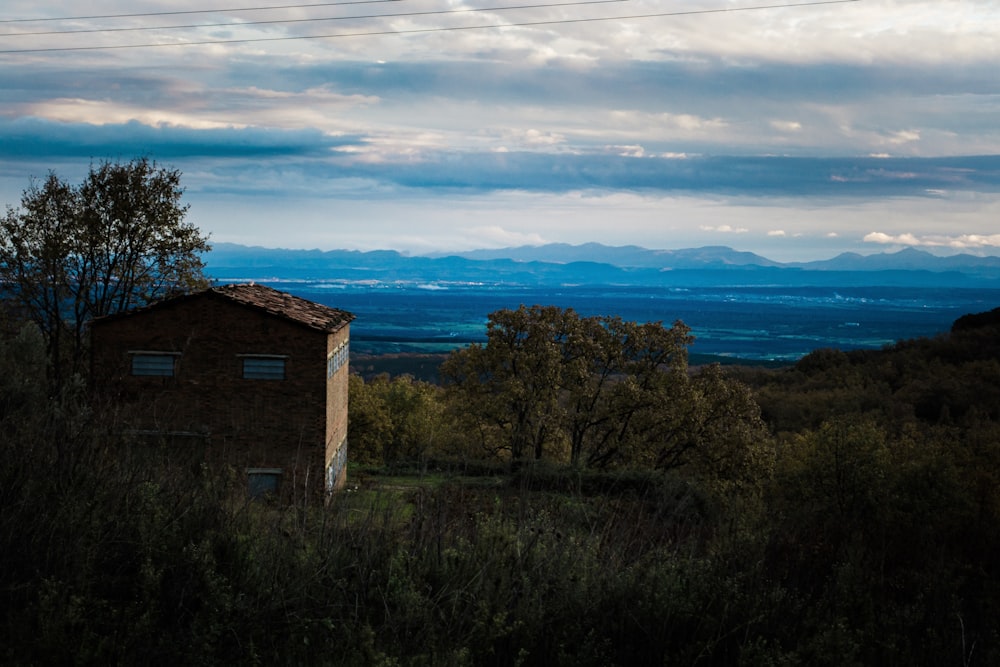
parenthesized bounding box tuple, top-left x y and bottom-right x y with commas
(330, 463, 505, 530)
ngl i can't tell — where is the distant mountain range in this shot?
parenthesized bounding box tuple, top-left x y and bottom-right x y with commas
(436, 243, 1000, 274)
(431, 243, 784, 269)
(206, 242, 1000, 287)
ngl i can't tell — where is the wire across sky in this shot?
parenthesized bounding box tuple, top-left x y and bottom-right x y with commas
(0, 0, 860, 54)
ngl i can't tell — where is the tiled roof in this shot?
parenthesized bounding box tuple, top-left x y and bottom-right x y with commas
(210, 283, 354, 332)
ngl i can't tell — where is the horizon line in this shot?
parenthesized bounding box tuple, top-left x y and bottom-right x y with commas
(204, 240, 1000, 263)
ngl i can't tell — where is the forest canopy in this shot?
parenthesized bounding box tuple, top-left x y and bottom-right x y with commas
(346, 305, 774, 491)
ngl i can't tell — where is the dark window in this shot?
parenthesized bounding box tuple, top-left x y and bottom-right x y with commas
(130, 352, 177, 376)
(242, 356, 286, 380)
(247, 468, 282, 497)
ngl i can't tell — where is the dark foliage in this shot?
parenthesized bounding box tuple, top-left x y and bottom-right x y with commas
(0, 158, 210, 388)
(3, 306, 1000, 665)
(952, 306, 1000, 333)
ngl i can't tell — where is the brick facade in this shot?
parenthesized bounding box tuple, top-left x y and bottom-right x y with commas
(90, 284, 354, 500)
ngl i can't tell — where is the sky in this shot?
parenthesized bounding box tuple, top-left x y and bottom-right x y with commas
(1, 0, 999, 261)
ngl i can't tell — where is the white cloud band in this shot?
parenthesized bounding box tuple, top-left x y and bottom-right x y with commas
(864, 232, 1000, 249)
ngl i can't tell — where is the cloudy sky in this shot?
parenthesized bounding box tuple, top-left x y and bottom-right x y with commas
(2, 0, 999, 260)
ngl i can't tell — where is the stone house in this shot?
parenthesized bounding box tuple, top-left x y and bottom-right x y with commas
(90, 283, 354, 498)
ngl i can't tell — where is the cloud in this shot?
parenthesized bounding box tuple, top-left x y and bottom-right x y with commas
(770, 120, 802, 133)
(610, 145, 646, 158)
(489, 128, 567, 152)
(864, 232, 923, 246)
(231, 57, 1000, 156)
(0, 118, 363, 161)
(465, 226, 548, 248)
(701, 225, 749, 234)
(310, 150, 1000, 197)
(880, 129, 922, 146)
(864, 231, 1000, 249)
(4, 115, 1000, 202)
(2, 0, 999, 260)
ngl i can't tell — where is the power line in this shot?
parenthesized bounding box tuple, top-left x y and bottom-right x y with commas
(0, 0, 861, 55)
(0, 1, 404, 24)
(3, 0, 631, 38)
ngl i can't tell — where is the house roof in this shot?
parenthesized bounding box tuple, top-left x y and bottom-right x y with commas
(209, 283, 354, 333)
(91, 283, 355, 333)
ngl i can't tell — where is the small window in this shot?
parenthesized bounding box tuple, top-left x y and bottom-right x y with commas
(241, 356, 286, 380)
(327, 340, 350, 378)
(130, 352, 178, 377)
(247, 468, 282, 497)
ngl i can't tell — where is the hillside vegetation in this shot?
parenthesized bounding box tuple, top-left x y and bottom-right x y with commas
(2, 306, 1000, 665)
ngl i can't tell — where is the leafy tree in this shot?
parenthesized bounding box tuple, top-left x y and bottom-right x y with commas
(0, 158, 210, 386)
(0, 173, 78, 384)
(349, 373, 455, 466)
(442, 305, 766, 476)
(347, 374, 393, 465)
(677, 363, 773, 489)
(441, 305, 575, 463)
(567, 316, 693, 468)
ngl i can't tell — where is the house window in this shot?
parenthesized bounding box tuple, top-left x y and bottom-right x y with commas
(327, 340, 350, 378)
(241, 355, 287, 380)
(130, 351, 179, 377)
(247, 468, 282, 497)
